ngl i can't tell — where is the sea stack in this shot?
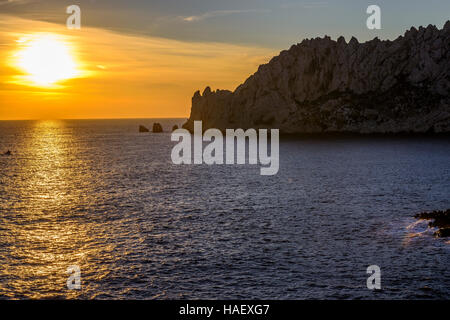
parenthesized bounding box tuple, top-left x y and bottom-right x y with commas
(139, 125, 149, 132)
(152, 123, 163, 133)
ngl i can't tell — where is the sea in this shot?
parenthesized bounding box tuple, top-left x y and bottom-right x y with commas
(0, 119, 449, 299)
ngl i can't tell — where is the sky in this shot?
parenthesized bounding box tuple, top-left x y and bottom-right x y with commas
(0, 0, 449, 119)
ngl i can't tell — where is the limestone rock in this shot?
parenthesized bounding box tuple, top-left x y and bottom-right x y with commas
(415, 209, 450, 238)
(183, 22, 450, 134)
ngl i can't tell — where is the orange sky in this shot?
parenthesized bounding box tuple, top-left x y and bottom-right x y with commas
(0, 15, 275, 120)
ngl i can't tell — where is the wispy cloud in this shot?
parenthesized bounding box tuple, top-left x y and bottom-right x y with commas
(280, 2, 329, 9)
(182, 9, 270, 22)
(0, 14, 276, 119)
(0, 0, 36, 5)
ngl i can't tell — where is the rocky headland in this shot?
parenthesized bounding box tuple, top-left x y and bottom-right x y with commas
(183, 22, 450, 134)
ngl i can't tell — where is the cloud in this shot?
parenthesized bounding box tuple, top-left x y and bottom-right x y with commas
(182, 9, 270, 22)
(280, 2, 329, 10)
(0, 14, 276, 119)
(0, 0, 36, 5)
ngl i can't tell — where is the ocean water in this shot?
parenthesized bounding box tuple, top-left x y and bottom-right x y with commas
(0, 119, 449, 299)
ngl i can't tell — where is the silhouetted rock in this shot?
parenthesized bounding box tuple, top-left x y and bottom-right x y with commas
(152, 123, 163, 133)
(139, 125, 149, 133)
(3, 150, 11, 156)
(183, 22, 450, 134)
(436, 228, 450, 238)
(415, 209, 450, 237)
(172, 125, 179, 131)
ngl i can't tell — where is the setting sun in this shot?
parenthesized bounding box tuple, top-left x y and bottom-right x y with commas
(15, 35, 79, 87)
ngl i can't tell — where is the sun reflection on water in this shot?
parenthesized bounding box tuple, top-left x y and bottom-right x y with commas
(0, 121, 104, 298)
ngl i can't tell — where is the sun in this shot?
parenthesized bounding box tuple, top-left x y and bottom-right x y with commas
(15, 35, 80, 87)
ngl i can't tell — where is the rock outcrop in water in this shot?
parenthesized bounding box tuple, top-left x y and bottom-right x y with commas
(183, 22, 450, 134)
(415, 209, 450, 238)
(139, 125, 149, 133)
(152, 123, 163, 133)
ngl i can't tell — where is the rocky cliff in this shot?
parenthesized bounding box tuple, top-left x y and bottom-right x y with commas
(183, 22, 450, 134)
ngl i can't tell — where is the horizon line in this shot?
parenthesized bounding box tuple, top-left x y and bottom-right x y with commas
(0, 117, 189, 121)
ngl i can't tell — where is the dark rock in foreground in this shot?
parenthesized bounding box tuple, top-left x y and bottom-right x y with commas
(152, 123, 163, 133)
(435, 228, 450, 238)
(184, 21, 450, 134)
(139, 125, 149, 133)
(415, 209, 450, 237)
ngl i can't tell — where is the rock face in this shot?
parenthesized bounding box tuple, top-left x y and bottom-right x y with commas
(415, 209, 450, 238)
(183, 22, 450, 134)
(152, 123, 163, 133)
(139, 125, 149, 133)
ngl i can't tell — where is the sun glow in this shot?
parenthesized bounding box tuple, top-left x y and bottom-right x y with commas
(15, 35, 80, 87)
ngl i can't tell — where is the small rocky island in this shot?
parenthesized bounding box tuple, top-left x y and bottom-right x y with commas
(415, 209, 450, 237)
(139, 123, 165, 133)
(183, 22, 449, 134)
(152, 123, 163, 133)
